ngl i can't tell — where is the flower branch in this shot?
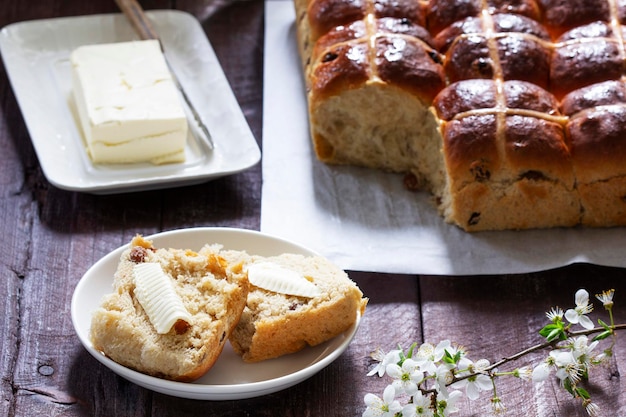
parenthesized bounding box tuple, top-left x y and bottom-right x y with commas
(363, 289, 623, 417)
(452, 322, 626, 386)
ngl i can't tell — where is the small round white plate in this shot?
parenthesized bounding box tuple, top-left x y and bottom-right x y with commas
(71, 227, 361, 400)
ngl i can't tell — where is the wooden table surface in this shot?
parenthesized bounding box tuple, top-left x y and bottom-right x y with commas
(1, 1, 625, 416)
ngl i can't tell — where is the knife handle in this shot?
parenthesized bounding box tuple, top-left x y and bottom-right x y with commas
(115, 0, 159, 41)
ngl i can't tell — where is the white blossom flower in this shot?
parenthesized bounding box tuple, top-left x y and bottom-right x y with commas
(451, 358, 492, 400)
(533, 350, 565, 383)
(363, 385, 402, 417)
(565, 289, 594, 330)
(437, 390, 463, 416)
(367, 348, 402, 377)
(570, 335, 599, 368)
(596, 289, 615, 309)
(546, 307, 564, 322)
(401, 390, 434, 417)
(386, 358, 424, 396)
(584, 399, 601, 417)
(514, 366, 533, 381)
(552, 350, 583, 384)
(491, 397, 506, 414)
(414, 340, 450, 375)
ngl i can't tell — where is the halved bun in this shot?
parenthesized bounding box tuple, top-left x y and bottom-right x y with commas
(216, 249, 367, 363)
(90, 235, 249, 382)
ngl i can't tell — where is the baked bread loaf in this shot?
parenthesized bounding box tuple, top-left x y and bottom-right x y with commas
(215, 249, 368, 363)
(294, 0, 626, 231)
(90, 235, 249, 382)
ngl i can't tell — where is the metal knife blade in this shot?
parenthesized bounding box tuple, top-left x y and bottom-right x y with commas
(115, 0, 215, 150)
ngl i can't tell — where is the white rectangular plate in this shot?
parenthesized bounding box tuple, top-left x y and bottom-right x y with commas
(0, 10, 260, 194)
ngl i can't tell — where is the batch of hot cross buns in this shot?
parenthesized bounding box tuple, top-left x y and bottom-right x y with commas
(293, 0, 626, 231)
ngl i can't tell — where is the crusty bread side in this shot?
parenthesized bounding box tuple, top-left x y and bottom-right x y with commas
(90, 235, 249, 382)
(296, 0, 448, 193)
(215, 249, 367, 363)
(433, 79, 582, 231)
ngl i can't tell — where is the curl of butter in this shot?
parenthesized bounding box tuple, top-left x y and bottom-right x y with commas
(133, 262, 192, 334)
(246, 262, 321, 298)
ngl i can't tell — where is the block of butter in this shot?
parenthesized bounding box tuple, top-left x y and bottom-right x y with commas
(70, 40, 188, 164)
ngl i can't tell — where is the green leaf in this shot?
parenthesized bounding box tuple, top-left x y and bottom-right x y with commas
(548, 328, 563, 342)
(592, 330, 613, 342)
(443, 350, 455, 364)
(540, 323, 566, 341)
(563, 378, 575, 397)
(576, 387, 591, 400)
(597, 319, 611, 331)
(398, 345, 408, 364)
(406, 342, 418, 359)
(539, 324, 558, 337)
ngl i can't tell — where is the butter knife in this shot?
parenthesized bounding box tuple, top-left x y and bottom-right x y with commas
(115, 0, 215, 150)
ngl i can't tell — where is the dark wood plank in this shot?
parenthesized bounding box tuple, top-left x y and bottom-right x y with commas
(1, 0, 625, 416)
(0, 17, 32, 414)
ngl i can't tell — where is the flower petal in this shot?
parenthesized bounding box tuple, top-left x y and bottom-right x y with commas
(402, 404, 418, 417)
(466, 382, 480, 400)
(564, 308, 579, 324)
(404, 381, 419, 397)
(578, 314, 594, 330)
(476, 375, 493, 391)
(362, 408, 377, 417)
(532, 363, 550, 382)
(412, 370, 425, 385)
(389, 400, 403, 414)
(386, 363, 402, 379)
(403, 358, 420, 373)
(446, 390, 463, 412)
(364, 393, 382, 407)
(383, 385, 396, 403)
(575, 289, 589, 306)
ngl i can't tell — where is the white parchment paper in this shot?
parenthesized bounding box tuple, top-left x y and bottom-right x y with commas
(260, 0, 626, 275)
